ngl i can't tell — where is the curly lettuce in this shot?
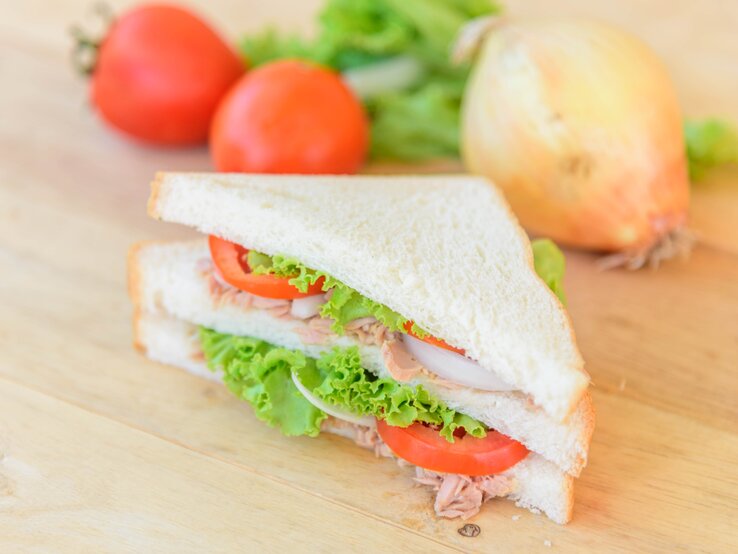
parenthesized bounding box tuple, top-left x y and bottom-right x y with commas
(299, 345, 485, 441)
(239, 0, 501, 160)
(200, 328, 326, 436)
(249, 253, 408, 333)
(200, 328, 486, 442)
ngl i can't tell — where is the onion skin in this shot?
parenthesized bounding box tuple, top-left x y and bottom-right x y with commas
(461, 19, 690, 252)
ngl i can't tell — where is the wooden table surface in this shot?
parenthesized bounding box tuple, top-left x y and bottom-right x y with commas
(2, 1, 737, 552)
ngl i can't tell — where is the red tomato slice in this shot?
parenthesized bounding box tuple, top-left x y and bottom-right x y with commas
(403, 321, 465, 355)
(376, 420, 529, 476)
(208, 235, 323, 299)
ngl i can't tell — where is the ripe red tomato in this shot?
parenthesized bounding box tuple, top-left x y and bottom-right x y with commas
(208, 235, 324, 299)
(377, 420, 529, 476)
(210, 60, 369, 173)
(89, 5, 244, 145)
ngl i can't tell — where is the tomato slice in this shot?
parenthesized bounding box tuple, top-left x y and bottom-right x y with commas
(376, 420, 529, 476)
(208, 235, 324, 299)
(403, 321, 465, 355)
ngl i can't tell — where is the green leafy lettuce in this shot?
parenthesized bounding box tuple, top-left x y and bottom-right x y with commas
(685, 119, 738, 181)
(200, 327, 486, 442)
(249, 252, 408, 333)
(239, 0, 501, 160)
(200, 328, 326, 436)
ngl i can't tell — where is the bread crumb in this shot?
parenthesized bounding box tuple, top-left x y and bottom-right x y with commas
(544, 540, 552, 547)
(618, 378, 627, 392)
(511, 515, 520, 521)
(529, 508, 541, 515)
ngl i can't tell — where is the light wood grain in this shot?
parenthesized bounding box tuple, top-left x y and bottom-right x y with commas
(0, 378, 457, 553)
(1, 0, 737, 552)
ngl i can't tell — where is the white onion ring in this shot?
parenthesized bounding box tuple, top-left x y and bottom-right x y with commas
(290, 294, 325, 319)
(402, 335, 516, 392)
(291, 372, 376, 427)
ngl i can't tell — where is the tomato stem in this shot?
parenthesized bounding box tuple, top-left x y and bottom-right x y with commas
(69, 2, 115, 77)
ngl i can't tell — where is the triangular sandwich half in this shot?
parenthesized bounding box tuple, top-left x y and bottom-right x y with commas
(129, 173, 594, 523)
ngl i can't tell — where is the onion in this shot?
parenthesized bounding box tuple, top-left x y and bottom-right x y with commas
(343, 55, 424, 100)
(402, 335, 516, 392)
(290, 294, 325, 319)
(291, 372, 375, 427)
(458, 17, 692, 268)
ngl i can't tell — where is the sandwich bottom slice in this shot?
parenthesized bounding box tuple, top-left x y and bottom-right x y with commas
(130, 241, 580, 524)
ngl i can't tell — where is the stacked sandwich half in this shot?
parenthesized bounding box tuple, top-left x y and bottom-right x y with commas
(129, 173, 594, 523)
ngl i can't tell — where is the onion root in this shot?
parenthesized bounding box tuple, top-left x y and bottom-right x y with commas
(596, 227, 696, 270)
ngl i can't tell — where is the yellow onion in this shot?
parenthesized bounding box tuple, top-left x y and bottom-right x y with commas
(459, 18, 691, 266)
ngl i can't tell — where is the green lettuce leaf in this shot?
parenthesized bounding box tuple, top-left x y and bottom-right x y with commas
(200, 328, 486, 442)
(200, 327, 327, 437)
(239, 0, 501, 160)
(299, 346, 487, 442)
(685, 119, 738, 181)
(240, 29, 316, 66)
(366, 78, 465, 159)
(251, 254, 408, 333)
(531, 239, 567, 305)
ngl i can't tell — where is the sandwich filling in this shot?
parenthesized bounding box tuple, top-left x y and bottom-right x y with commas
(323, 417, 518, 520)
(200, 328, 487, 441)
(206, 234, 567, 393)
(200, 328, 530, 480)
(196, 235, 568, 482)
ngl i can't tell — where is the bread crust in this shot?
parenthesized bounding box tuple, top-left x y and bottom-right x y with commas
(128, 239, 172, 351)
(147, 172, 167, 220)
(484, 179, 591, 401)
(573, 392, 596, 476)
(127, 242, 145, 352)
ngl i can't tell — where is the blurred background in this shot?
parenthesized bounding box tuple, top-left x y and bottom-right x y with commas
(2, 0, 737, 247)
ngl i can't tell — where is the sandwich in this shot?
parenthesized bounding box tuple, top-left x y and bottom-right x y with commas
(128, 172, 594, 524)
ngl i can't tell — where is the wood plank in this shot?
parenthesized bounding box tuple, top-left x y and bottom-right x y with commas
(0, 378, 458, 553)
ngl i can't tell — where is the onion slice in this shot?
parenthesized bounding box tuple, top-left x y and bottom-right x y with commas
(290, 294, 325, 319)
(291, 371, 376, 427)
(402, 335, 516, 392)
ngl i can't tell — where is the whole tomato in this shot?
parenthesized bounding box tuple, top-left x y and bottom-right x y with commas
(87, 4, 244, 145)
(210, 60, 369, 173)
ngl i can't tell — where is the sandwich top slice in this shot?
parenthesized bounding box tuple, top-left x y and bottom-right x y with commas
(131, 172, 594, 523)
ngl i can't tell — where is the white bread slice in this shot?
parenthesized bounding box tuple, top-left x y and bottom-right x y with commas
(133, 309, 574, 524)
(147, 172, 588, 421)
(129, 240, 594, 477)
